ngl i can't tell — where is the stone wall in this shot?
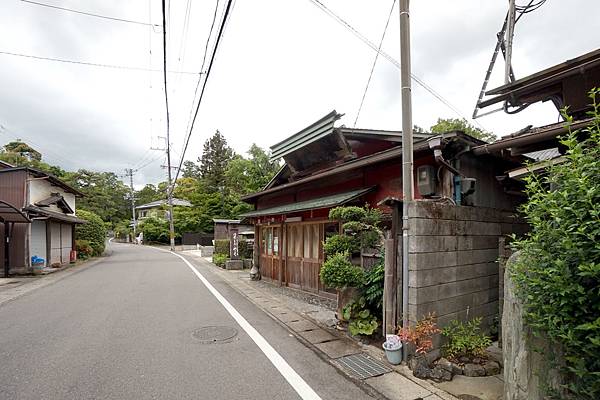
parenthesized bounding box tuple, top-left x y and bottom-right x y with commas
(404, 202, 527, 341)
(502, 252, 566, 400)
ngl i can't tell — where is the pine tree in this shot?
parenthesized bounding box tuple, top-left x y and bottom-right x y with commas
(198, 130, 234, 192)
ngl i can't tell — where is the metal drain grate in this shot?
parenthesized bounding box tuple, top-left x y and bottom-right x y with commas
(192, 326, 238, 344)
(336, 354, 391, 379)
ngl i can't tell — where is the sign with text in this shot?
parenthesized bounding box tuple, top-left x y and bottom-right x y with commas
(230, 228, 240, 260)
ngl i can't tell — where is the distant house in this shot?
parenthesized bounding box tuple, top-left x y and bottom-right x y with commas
(135, 198, 192, 220)
(0, 164, 85, 275)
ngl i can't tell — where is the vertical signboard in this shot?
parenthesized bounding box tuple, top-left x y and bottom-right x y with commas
(230, 228, 240, 260)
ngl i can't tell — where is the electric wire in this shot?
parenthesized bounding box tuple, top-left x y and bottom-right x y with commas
(170, 0, 234, 196)
(20, 0, 160, 28)
(0, 50, 200, 75)
(307, 0, 486, 130)
(178, 0, 221, 161)
(353, 0, 396, 128)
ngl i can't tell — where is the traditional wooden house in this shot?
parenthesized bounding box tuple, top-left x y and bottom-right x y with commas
(0, 165, 85, 275)
(241, 111, 525, 314)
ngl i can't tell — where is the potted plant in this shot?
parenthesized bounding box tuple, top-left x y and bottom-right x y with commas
(382, 334, 403, 364)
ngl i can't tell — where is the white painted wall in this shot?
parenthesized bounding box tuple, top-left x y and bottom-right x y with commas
(28, 177, 76, 214)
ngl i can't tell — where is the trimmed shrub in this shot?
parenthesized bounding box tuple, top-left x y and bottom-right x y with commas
(214, 239, 230, 257)
(329, 206, 367, 223)
(239, 239, 253, 259)
(75, 239, 94, 260)
(320, 252, 365, 289)
(323, 234, 360, 256)
(139, 217, 170, 243)
(212, 253, 227, 268)
(75, 209, 107, 256)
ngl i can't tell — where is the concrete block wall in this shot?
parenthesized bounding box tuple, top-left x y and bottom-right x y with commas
(406, 201, 528, 335)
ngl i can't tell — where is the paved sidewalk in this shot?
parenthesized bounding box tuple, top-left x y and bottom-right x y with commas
(183, 251, 458, 400)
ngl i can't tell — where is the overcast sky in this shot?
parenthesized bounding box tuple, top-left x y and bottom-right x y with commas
(0, 0, 598, 188)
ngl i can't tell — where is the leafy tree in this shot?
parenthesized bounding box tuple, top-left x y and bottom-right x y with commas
(430, 118, 496, 143)
(3, 140, 41, 161)
(225, 144, 280, 196)
(181, 160, 201, 179)
(198, 130, 234, 192)
(139, 216, 171, 243)
(511, 90, 600, 399)
(135, 184, 161, 206)
(63, 169, 129, 226)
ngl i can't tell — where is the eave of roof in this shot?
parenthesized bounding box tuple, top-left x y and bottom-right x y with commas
(479, 48, 600, 108)
(240, 187, 375, 218)
(24, 205, 86, 224)
(270, 110, 342, 161)
(243, 131, 483, 202)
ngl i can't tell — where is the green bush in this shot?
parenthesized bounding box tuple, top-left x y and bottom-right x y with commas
(214, 239, 230, 257)
(323, 234, 359, 256)
(75, 239, 94, 260)
(441, 317, 492, 361)
(510, 89, 600, 399)
(75, 209, 107, 256)
(363, 260, 385, 315)
(342, 296, 379, 336)
(329, 206, 367, 223)
(239, 239, 253, 259)
(212, 253, 227, 267)
(319, 252, 365, 289)
(140, 217, 171, 243)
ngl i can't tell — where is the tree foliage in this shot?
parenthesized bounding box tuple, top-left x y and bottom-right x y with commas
(511, 90, 600, 399)
(75, 209, 107, 256)
(199, 130, 234, 192)
(430, 118, 496, 143)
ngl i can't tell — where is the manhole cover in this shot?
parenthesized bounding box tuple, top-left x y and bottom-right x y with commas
(192, 326, 238, 344)
(336, 354, 391, 379)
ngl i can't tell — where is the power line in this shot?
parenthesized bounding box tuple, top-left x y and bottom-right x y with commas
(180, 0, 221, 160)
(171, 0, 234, 195)
(20, 0, 160, 28)
(307, 0, 485, 130)
(354, 0, 396, 127)
(0, 50, 201, 75)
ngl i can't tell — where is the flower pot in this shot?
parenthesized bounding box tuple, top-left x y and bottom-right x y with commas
(382, 341, 403, 365)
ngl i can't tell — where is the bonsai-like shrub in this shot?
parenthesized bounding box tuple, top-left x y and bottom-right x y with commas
(75, 209, 107, 256)
(212, 253, 227, 267)
(510, 89, 600, 399)
(441, 317, 492, 361)
(329, 206, 367, 223)
(398, 313, 441, 355)
(323, 234, 359, 255)
(320, 252, 365, 289)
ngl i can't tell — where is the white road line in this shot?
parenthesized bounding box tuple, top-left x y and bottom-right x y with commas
(168, 251, 323, 400)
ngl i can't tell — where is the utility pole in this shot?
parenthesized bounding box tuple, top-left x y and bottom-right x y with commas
(125, 168, 137, 241)
(399, 0, 413, 355)
(505, 0, 516, 85)
(151, 136, 176, 251)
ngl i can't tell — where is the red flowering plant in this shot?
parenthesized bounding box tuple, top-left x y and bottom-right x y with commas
(397, 313, 441, 355)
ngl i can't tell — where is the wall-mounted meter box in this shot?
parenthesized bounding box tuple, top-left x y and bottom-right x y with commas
(417, 165, 436, 196)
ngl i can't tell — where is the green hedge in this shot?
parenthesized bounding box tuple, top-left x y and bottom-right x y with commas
(75, 209, 107, 256)
(214, 239, 230, 257)
(214, 238, 253, 259)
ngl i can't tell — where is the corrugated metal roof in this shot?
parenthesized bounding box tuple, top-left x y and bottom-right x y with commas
(240, 187, 375, 218)
(0, 200, 30, 223)
(524, 148, 561, 162)
(270, 110, 342, 160)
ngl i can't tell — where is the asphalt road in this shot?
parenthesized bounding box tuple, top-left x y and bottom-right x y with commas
(0, 242, 372, 400)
